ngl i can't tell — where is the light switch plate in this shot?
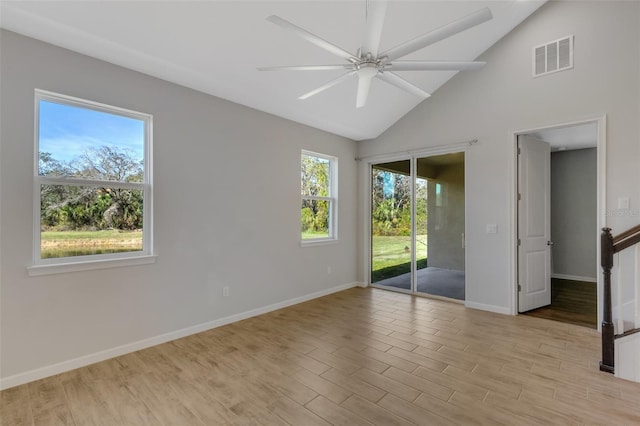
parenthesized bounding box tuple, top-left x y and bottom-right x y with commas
(618, 197, 630, 209)
(486, 224, 498, 234)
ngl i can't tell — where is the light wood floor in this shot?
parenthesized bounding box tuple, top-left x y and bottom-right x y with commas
(2, 287, 640, 425)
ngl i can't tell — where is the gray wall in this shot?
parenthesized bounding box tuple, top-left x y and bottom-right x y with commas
(427, 162, 465, 271)
(0, 30, 358, 383)
(551, 148, 597, 280)
(357, 1, 640, 313)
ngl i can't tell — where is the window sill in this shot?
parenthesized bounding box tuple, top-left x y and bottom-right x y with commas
(27, 255, 157, 276)
(300, 239, 339, 248)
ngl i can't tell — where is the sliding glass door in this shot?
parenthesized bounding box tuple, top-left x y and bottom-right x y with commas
(371, 161, 412, 291)
(414, 154, 466, 300)
(370, 153, 466, 301)
(415, 175, 428, 283)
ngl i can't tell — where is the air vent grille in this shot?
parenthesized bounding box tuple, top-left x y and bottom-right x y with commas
(533, 36, 573, 77)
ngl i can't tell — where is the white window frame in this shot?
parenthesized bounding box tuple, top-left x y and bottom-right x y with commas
(28, 90, 155, 276)
(301, 150, 338, 246)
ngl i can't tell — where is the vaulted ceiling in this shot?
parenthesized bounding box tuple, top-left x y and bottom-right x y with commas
(0, 1, 545, 140)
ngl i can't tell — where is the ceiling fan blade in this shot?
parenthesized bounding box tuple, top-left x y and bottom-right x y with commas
(356, 73, 376, 108)
(258, 65, 353, 71)
(380, 7, 493, 62)
(389, 61, 486, 71)
(299, 72, 356, 100)
(361, 0, 388, 58)
(378, 72, 430, 99)
(267, 15, 358, 62)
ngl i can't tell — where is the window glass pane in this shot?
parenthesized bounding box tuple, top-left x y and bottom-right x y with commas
(40, 184, 143, 258)
(301, 154, 330, 196)
(435, 183, 446, 231)
(371, 164, 412, 284)
(301, 199, 330, 239)
(38, 100, 144, 182)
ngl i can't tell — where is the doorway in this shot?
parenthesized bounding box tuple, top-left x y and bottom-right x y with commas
(516, 122, 600, 328)
(370, 153, 465, 301)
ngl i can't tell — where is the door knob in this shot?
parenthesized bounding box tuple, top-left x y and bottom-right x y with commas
(547, 241, 554, 246)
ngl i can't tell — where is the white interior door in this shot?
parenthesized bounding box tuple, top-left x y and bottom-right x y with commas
(518, 136, 551, 312)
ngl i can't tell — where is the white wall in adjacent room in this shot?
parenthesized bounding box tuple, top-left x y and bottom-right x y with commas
(550, 148, 597, 281)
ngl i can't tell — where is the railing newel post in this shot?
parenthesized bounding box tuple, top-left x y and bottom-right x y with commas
(600, 227, 615, 373)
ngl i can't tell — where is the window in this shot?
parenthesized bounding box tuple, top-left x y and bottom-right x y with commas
(434, 182, 445, 231)
(31, 90, 153, 272)
(301, 151, 337, 244)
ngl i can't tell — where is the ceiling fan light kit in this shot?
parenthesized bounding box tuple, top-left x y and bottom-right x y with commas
(259, 1, 493, 108)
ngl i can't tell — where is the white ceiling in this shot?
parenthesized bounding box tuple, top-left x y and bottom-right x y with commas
(528, 122, 598, 151)
(0, 1, 545, 141)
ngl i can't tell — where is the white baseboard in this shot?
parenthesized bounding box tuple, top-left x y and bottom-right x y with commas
(356, 281, 368, 288)
(464, 301, 511, 315)
(0, 281, 359, 391)
(551, 273, 597, 283)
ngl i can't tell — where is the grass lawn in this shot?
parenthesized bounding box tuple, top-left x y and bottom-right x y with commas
(371, 235, 427, 282)
(372, 235, 427, 270)
(41, 229, 142, 242)
(302, 230, 330, 239)
(40, 229, 142, 247)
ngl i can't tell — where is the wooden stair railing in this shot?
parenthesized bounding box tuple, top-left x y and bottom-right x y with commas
(600, 225, 640, 374)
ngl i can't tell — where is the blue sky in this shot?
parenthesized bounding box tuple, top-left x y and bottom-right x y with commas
(39, 100, 144, 164)
(383, 171, 395, 198)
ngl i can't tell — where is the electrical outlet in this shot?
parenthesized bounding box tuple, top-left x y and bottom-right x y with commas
(222, 286, 230, 297)
(327, 266, 332, 275)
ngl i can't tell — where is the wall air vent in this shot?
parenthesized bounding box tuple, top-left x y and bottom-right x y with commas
(533, 35, 573, 77)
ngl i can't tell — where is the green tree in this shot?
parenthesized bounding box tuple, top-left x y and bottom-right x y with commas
(301, 155, 330, 233)
(40, 147, 144, 231)
(39, 151, 70, 177)
(75, 146, 142, 182)
(415, 179, 428, 233)
(372, 169, 413, 236)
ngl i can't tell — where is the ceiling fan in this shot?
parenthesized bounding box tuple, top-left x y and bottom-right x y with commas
(258, 1, 492, 108)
